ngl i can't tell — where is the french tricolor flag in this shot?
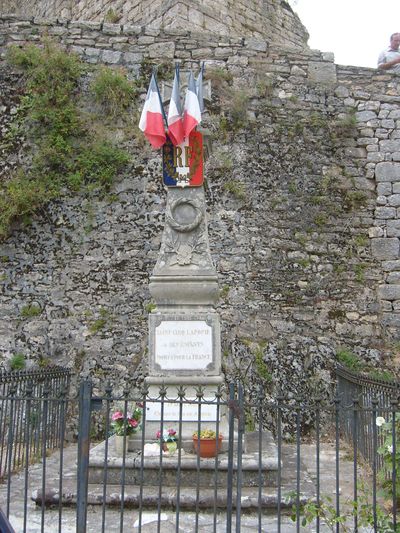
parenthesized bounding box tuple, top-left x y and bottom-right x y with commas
(167, 65, 184, 146)
(139, 73, 166, 149)
(183, 71, 201, 139)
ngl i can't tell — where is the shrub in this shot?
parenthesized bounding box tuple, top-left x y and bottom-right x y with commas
(2, 42, 131, 238)
(91, 67, 137, 117)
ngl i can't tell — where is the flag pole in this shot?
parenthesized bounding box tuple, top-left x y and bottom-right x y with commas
(153, 67, 168, 129)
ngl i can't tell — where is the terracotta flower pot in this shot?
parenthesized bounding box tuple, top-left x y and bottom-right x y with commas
(192, 435, 222, 458)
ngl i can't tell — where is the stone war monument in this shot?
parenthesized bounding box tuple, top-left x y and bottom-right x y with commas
(144, 116, 227, 447)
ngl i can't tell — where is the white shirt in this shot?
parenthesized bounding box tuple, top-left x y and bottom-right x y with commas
(378, 47, 400, 72)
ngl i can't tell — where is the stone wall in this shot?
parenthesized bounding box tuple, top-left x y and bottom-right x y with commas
(1, 15, 400, 396)
(0, 0, 309, 49)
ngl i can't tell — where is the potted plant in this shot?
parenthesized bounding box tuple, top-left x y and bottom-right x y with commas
(156, 427, 179, 454)
(111, 403, 142, 454)
(192, 429, 223, 458)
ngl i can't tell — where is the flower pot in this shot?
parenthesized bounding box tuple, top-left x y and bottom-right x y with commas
(192, 435, 222, 458)
(163, 441, 178, 455)
(114, 435, 128, 455)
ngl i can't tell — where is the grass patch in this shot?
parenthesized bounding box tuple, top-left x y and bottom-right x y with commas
(336, 349, 364, 372)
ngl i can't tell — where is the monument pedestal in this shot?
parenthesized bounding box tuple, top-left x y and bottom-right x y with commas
(141, 182, 228, 450)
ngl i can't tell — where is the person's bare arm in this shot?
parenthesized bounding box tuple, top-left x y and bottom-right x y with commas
(378, 56, 400, 70)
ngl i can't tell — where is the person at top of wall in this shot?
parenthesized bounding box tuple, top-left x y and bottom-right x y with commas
(378, 33, 400, 72)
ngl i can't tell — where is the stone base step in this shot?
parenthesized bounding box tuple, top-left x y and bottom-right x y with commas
(31, 483, 314, 512)
(88, 432, 279, 488)
(31, 444, 317, 512)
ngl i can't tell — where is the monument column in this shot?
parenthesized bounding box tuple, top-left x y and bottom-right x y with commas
(144, 132, 227, 448)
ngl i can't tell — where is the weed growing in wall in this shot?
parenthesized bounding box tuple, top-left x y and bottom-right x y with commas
(20, 304, 42, 318)
(1, 41, 132, 239)
(10, 352, 26, 370)
(91, 67, 137, 117)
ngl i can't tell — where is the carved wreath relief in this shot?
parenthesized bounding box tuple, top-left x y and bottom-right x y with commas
(164, 197, 207, 266)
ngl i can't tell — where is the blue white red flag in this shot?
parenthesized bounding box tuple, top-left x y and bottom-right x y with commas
(139, 73, 166, 149)
(183, 71, 201, 139)
(167, 65, 184, 146)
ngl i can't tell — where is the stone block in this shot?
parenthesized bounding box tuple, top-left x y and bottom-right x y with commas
(371, 238, 399, 259)
(84, 47, 101, 57)
(102, 23, 121, 35)
(380, 140, 400, 152)
(387, 220, 400, 237)
(245, 39, 267, 52)
(369, 226, 384, 238)
(381, 120, 395, 129)
(374, 206, 396, 219)
(344, 147, 366, 158)
(387, 272, 400, 283)
(367, 152, 385, 162)
(307, 62, 336, 85)
(101, 50, 122, 64)
(356, 110, 377, 123)
(376, 162, 400, 182)
(388, 194, 400, 206)
(378, 284, 400, 300)
(382, 313, 400, 328)
(123, 51, 143, 63)
(377, 182, 392, 195)
(382, 259, 400, 271)
(148, 41, 175, 58)
(122, 24, 141, 35)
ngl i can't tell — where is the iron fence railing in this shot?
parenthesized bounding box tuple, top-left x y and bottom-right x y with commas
(0, 367, 71, 482)
(336, 364, 400, 468)
(0, 378, 399, 532)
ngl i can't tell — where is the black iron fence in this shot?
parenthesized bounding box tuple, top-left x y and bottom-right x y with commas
(0, 377, 399, 532)
(336, 365, 400, 468)
(0, 367, 71, 483)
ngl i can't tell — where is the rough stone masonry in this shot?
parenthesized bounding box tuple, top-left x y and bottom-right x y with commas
(0, 1, 400, 401)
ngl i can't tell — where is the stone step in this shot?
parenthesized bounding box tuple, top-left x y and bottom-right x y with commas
(30, 443, 317, 512)
(31, 483, 313, 512)
(88, 433, 279, 488)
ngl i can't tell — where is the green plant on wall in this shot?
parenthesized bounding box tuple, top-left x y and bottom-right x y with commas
(104, 8, 121, 23)
(336, 348, 364, 372)
(10, 353, 26, 370)
(1, 41, 131, 239)
(20, 304, 42, 318)
(88, 308, 114, 334)
(223, 180, 246, 200)
(91, 66, 137, 117)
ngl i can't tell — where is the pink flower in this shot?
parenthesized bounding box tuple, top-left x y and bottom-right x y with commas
(168, 428, 176, 436)
(112, 411, 124, 421)
(137, 402, 144, 408)
(128, 419, 138, 428)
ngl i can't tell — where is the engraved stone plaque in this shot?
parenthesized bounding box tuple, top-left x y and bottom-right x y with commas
(155, 320, 212, 370)
(146, 398, 218, 422)
(149, 313, 221, 376)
